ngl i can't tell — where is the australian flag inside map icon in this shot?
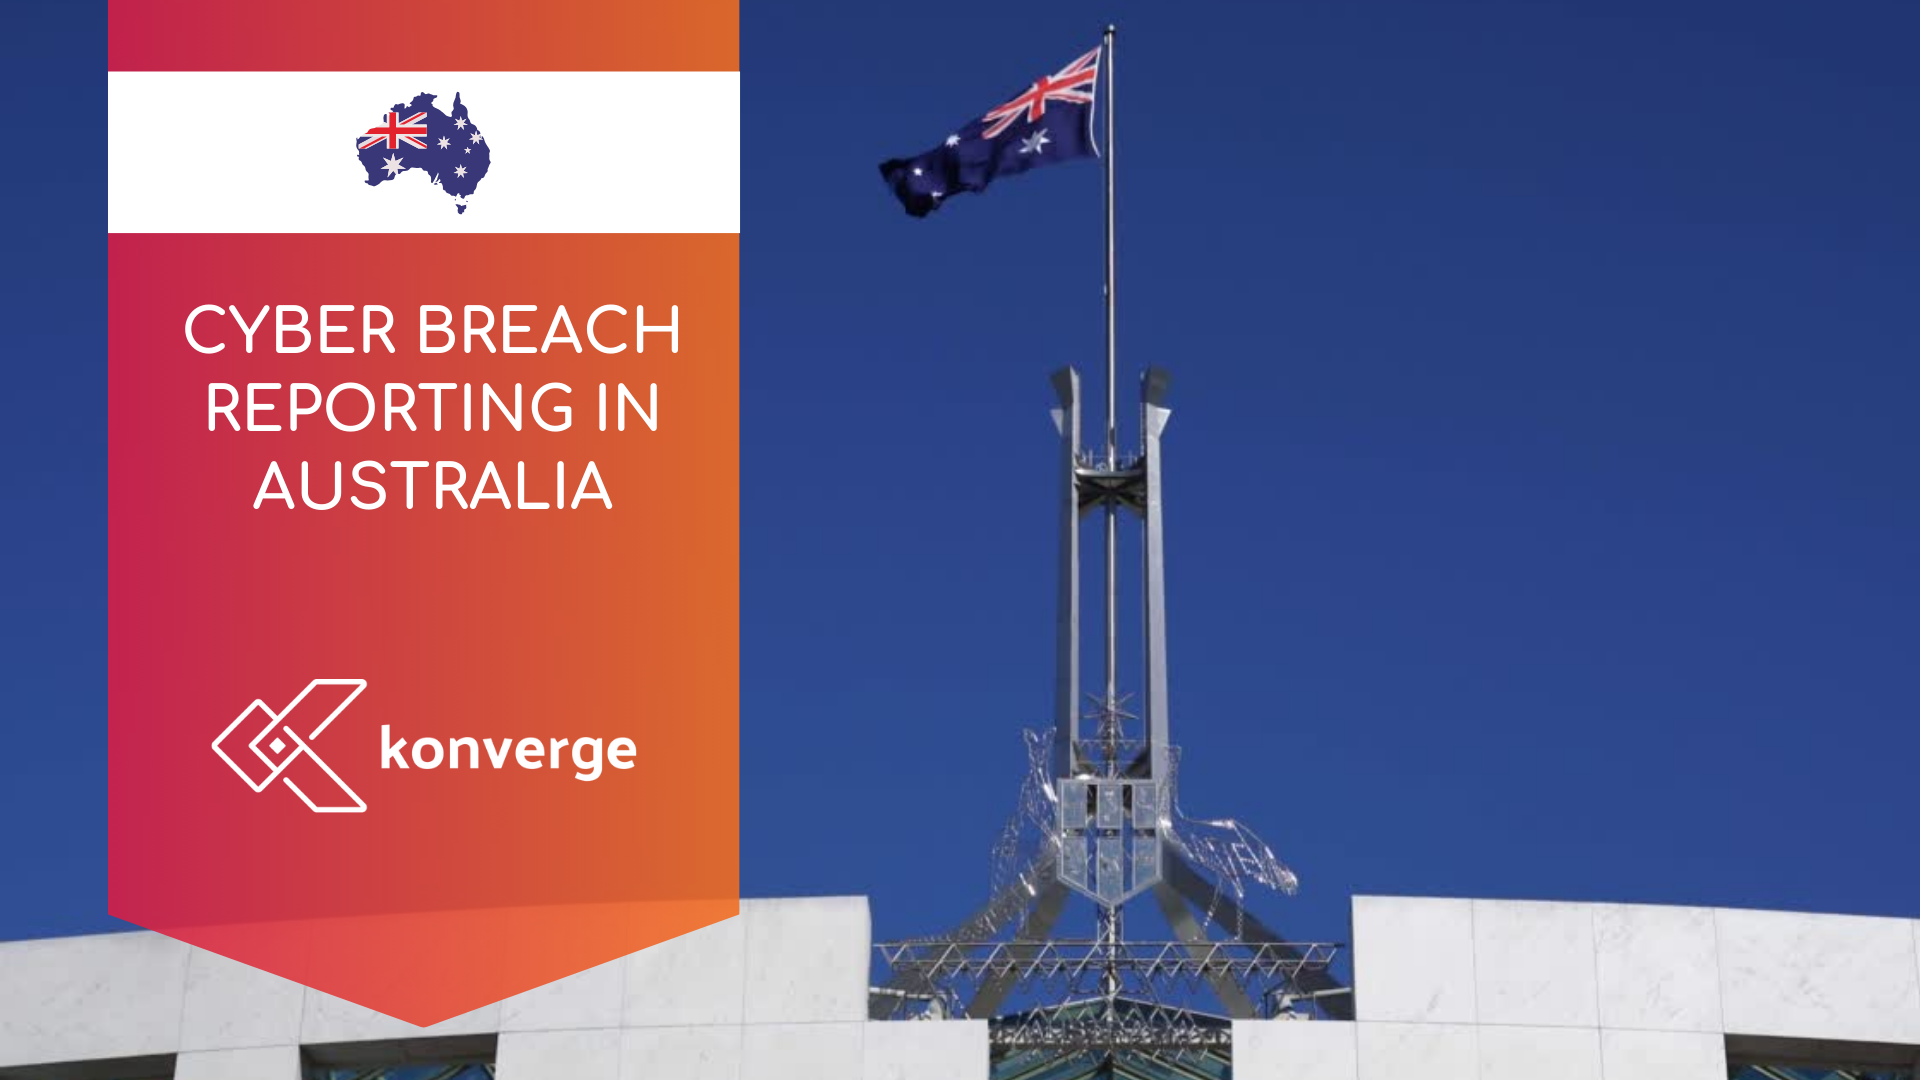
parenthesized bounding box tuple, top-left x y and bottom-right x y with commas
(356, 92, 492, 214)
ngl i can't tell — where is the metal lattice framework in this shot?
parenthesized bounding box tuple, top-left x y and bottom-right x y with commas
(990, 999, 1236, 1080)
(874, 939, 1342, 1049)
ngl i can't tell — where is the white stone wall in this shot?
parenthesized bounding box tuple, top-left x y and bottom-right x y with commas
(0, 897, 987, 1080)
(1235, 896, 1920, 1080)
(5, 893, 1916, 1080)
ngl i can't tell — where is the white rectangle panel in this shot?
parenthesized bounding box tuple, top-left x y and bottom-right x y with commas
(175, 1045, 302, 1080)
(1715, 907, 1920, 1044)
(863, 1020, 987, 1080)
(0, 931, 189, 1067)
(742, 897, 872, 1024)
(625, 915, 747, 1027)
(1356, 1022, 1478, 1080)
(1477, 1025, 1601, 1080)
(497, 1028, 622, 1080)
(1592, 903, 1723, 1033)
(109, 72, 738, 233)
(740, 1023, 863, 1080)
(1232, 1020, 1358, 1080)
(1352, 896, 1478, 1024)
(620, 1026, 742, 1080)
(1472, 900, 1599, 1027)
(1598, 1029, 1726, 1080)
(180, 947, 307, 1052)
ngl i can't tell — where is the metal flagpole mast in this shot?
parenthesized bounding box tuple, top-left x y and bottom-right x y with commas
(1103, 24, 1117, 466)
(1102, 24, 1119, 735)
(1098, 21, 1123, 1028)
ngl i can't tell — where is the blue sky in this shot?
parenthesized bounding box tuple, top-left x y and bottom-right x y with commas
(739, 0, 1920, 948)
(5, 0, 1918, 959)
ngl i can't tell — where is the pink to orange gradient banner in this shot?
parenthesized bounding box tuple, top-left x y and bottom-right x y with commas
(108, 0, 740, 1026)
(108, 233, 739, 1025)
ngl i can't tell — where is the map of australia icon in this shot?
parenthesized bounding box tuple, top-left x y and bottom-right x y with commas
(356, 92, 491, 214)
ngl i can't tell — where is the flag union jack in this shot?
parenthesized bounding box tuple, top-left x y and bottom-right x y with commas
(359, 110, 430, 150)
(980, 46, 1100, 139)
(878, 41, 1101, 216)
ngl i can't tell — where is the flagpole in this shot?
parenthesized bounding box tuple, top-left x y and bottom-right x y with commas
(1098, 22, 1123, 1018)
(1103, 23, 1117, 470)
(1101, 24, 1119, 735)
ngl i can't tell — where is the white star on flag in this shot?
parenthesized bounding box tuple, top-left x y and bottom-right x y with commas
(437, 137, 450, 149)
(381, 155, 405, 176)
(1018, 130, 1051, 155)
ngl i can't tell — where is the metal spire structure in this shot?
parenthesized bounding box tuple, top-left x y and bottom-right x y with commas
(871, 28, 1350, 1075)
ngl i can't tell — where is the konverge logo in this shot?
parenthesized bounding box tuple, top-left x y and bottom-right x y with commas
(212, 678, 369, 813)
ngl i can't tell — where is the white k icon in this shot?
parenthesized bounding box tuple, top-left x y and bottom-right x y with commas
(212, 679, 369, 813)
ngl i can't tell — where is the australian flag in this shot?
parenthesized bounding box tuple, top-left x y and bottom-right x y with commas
(880, 45, 1101, 217)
